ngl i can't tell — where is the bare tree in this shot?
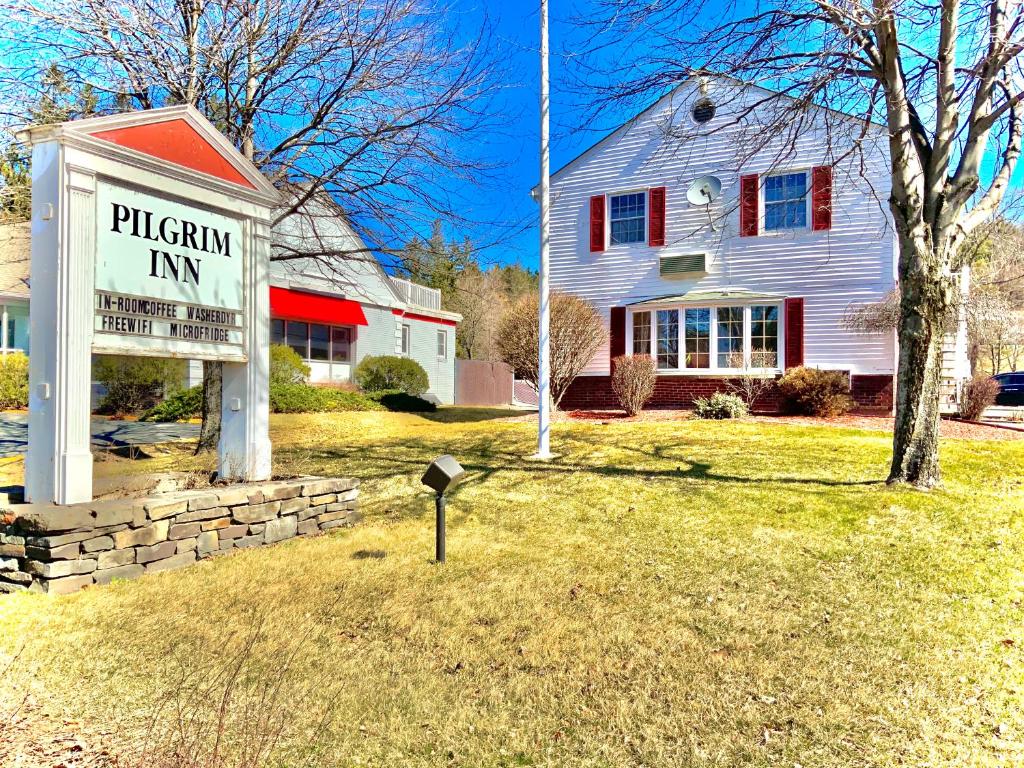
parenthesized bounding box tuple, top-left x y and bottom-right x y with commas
(571, 0, 1024, 487)
(0, 0, 504, 452)
(496, 292, 607, 409)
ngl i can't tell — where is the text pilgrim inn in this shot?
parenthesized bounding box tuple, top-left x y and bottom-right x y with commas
(95, 200, 243, 347)
(111, 201, 233, 286)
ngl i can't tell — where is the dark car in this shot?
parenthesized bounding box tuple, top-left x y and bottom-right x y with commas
(993, 371, 1024, 406)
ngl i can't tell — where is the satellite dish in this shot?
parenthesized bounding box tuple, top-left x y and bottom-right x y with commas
(686, 175, 722, 206)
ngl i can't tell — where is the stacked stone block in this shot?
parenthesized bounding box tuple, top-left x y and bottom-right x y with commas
(0, 477, 359, 595)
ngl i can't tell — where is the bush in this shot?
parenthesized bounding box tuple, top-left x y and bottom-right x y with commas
(140, 385, 203, 422)
(270, 344, 310, 386)
(0, 352, 29, 409)
(611, 355, 656, 415)
(354, 355, 429, 396)
(269, 383, 385, 414)
(367, 390, 437, 412)
(93, 355, 187, 416)
(958, 375, 999, 421)
(777, 366, 854, 417)
(693, 392, 749, 419)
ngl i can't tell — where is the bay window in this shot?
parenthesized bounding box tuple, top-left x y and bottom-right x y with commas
(630, 303, 782, 372)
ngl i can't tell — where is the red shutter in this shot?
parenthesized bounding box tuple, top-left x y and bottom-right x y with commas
(589, 195, 605, 253)
(609, 307, 626, 370)
(740, 174, 759, 236)
(648, 186, 666, 246)
(784, 297, 805, 369)
(811, 166, 833, 231)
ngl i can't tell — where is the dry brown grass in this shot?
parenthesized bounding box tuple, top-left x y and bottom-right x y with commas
(1, 409, 1023, 766)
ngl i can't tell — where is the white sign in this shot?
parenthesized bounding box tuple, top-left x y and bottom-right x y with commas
(92, 181, 246, 360)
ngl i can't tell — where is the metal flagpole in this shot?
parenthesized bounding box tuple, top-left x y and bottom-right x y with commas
(535, 0, 553, 459)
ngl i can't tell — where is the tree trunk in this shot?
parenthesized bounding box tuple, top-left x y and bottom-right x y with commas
(888, 237, 956, 488)
(195, 360, 222, 455)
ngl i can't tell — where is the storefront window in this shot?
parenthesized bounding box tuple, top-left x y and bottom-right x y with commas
(310, 324, 330, 361)
(286, 321, 309, 359)
(331, 327, 351, 362)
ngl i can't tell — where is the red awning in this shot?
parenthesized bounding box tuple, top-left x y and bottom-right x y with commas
(270, 286, 368, 326)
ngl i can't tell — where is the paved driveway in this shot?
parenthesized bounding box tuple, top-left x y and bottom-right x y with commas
(0, 414, 199, 457)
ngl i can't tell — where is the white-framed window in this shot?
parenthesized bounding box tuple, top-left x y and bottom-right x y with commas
(271, 319, 354, 363)
(630, 303, 782, 373)
(401, 323, 411, 355)
(437, 329, 447, 360)
(656, 309, 679, 369)
(716, 306, 744, 369)
(683, 308, 711, 369)
(750, 305, 780, 368)
(764, 171, 809, 231)
(609, 192, 646, 245)
(632, 310, 652, 356)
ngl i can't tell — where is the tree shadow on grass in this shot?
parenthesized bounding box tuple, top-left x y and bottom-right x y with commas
(281, 431, 884, 493)
(419, 407, 526, 424)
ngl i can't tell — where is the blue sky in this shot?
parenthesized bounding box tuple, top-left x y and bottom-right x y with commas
(446, 0, 1024, 273)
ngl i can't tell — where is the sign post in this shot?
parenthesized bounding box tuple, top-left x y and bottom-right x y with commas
(20, 106, 280, 504)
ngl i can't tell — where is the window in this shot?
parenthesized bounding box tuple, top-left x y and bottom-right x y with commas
(271, 319, 285, 345)
(271, 319, 354, 363)
(401, 324, 411, 355)
(716, 307, 744, 368)
(331, 327, 351, 362)
(656, 309, 679, 369)
(609, 192, 646, 245)
(309, 323, 330, 361)
(286, 321, 309, 359)
(750, 305, 779, 367)
(692, 97, 716, 124)
(684, 308, 710, 369)
(632, 311, 652, 355)
(764, 172, 808, 231)
(437, 329, 447, 359)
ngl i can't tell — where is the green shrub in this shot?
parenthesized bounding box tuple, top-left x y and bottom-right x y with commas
(777, 366, 854, 417)
(693, 392, 749, 419)
(270, 344, 310, 386)
(367, 390, 437, 412)
(269, 383, 385, 414)
(140, 385, 203, 422)
(0, 352, 29, 409)
(958, 375, 999, 421)
(93, 355, 186, 416)
(354, 355, 429, 396)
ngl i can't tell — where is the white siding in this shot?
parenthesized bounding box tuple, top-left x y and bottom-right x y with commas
(550, 78, 898, 377)
(401, 316, 455, 405)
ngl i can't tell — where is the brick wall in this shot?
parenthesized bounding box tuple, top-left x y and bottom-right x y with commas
(562, 372, 896, 412)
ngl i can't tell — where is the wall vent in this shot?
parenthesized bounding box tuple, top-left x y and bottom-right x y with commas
(660, 253, 706, 278)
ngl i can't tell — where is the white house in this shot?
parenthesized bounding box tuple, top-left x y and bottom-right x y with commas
(548, 76, 968, 412)
(267, 194, 461, 404)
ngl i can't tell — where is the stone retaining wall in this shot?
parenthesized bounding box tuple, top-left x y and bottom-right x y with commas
(0, 476, 359, 595)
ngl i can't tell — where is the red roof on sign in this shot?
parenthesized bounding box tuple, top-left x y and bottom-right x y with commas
(270, 287, 368, 326)
(90, 119, 256, 189)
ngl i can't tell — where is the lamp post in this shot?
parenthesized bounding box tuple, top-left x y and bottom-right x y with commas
(536, 0, 553, 459)
(420, 454, 466, 563)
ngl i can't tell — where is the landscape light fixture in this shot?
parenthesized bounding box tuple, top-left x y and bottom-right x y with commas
(420, 454, 466, 563)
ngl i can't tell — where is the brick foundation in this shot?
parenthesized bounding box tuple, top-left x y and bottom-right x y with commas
(561, 372, 895, 412)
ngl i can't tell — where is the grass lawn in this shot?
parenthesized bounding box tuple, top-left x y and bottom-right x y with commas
(2, 409, 1024, 767)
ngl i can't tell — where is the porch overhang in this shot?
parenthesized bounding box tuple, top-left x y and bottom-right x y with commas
(626, 288, 786, 307)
